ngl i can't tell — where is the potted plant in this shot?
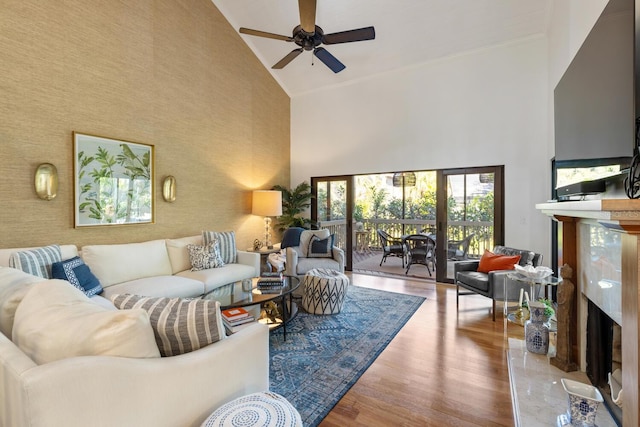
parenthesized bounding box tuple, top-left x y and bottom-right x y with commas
(272, 182, 315, 231)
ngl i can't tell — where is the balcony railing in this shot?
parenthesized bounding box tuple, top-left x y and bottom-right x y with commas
(317, 218, 494, 259)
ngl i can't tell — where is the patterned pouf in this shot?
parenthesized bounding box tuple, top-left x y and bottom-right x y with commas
(302, 268, 350, 314)
(201, 391, 302, 427)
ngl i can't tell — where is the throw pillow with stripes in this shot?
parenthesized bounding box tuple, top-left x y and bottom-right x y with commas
(8, 245, 62, 279)
(110, 294, 226, 357)
(203, 230, 237, 264)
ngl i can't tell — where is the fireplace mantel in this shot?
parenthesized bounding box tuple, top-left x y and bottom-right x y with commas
(537, 199, 640, 426)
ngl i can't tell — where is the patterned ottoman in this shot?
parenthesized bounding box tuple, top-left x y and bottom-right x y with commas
(201, 391, 301, 427)
(302, 268, 350, 314)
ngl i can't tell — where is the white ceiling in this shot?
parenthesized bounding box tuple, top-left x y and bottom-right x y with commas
(212, 0, 552, 97)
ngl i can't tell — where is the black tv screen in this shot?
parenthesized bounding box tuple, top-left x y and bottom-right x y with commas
(554, 0, 634, 167)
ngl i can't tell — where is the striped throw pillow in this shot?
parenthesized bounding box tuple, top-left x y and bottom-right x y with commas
(110, 294, 226, 357)
(203, 230, 237, 264)
(8, 245, 62, 279)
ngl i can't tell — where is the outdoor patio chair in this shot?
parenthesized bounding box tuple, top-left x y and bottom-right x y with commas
(376, 229, 406, 268)
(447, 234, 475, 260)
(404, 234, 436, 276)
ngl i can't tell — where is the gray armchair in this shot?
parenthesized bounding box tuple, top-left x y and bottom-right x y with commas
(454, 245, 543, 321)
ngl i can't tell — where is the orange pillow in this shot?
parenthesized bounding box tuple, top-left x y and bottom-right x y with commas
(477, 250, 521, 273)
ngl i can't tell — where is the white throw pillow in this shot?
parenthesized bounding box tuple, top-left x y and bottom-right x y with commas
(12, 280, 160, 364)
(0, 267, 43, 337)
(166, 235, 203, 274)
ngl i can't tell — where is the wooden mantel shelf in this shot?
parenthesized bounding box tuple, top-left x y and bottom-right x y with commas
(537, 199, 640, 231)
(536, 198, 640, 426)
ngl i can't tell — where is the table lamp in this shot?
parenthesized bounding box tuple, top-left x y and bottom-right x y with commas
(252, 190, 282, 249)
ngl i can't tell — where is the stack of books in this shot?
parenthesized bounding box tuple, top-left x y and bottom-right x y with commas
(257, 272, 285, 293)
(221, 307, 254, 333)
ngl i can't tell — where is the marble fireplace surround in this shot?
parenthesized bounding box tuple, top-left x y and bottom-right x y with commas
(537, 199, 640, 426)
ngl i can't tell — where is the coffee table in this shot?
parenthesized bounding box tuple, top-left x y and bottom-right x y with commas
(201, 276, 300, 340)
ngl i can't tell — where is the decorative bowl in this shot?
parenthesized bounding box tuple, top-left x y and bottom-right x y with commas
(514, 264, 553, 280)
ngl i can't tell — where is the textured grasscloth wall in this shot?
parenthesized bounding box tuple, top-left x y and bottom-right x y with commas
(0, 0, 290, 249)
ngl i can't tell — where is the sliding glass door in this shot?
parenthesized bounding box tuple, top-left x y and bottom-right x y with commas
(312, 176, 353, 270)
(436, 167, 504, 283)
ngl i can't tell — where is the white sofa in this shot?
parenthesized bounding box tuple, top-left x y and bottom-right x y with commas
(80, 235, 260, 300)
(0, 237, 268, 427)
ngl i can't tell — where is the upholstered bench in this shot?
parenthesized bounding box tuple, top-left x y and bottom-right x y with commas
(302, 268, 350, 314)
(201, 391, 302, 427)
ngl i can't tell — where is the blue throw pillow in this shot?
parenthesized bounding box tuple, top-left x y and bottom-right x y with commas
(281, 227, 305, 248)
(52, 256, 103, 297)
(307, 234, 334, 258)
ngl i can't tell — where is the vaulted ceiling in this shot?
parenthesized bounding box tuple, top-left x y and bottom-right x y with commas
(212, 0, 552, 97)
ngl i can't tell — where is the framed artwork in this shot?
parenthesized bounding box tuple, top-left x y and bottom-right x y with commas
(73, 132, 154, 227)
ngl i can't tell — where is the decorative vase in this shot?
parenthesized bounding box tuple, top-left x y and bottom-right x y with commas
(561, 378, 603, 426)
(525, 301, 550, 354)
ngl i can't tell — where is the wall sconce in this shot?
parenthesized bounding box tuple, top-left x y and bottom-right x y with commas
(162, 176, 176, 202)
(252, 190, 282, 249)
(34, 163, 58, 200)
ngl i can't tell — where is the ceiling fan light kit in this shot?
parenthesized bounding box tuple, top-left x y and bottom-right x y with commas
(238, 0, 375, 73)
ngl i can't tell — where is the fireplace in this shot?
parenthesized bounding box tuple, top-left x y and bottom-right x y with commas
(586, 300, 622, 425)
(580, 220, 623, 425)
(537, 198, 640, 426)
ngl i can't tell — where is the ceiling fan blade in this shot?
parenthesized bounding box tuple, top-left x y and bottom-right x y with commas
(314, 47, 346, 73)
(272, 48, 304, 69)
(298, 0, 316, 34)
(322, 26, 376, 44)
(239, 27, 293, 42)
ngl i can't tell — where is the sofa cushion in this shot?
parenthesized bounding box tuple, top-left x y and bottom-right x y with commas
(298, 229, 330, 257)
(296, 257, 341, 275)
(8, 245, 62, 279)
(100, 275, 205, 300)
(82, 239, 173, 287)
(307, 234, 334, 258)
(203, 231, 237, 264)
(477, 250, 521, 273)
(12, 280, 160, 364)
(166, 235, 203, 274)
(110, 294, 226, 357)
(177, 263, 256, 293)
(0, 267, 42, 337)
(51, 256, 103, 297)
(187, 242, 225, 271)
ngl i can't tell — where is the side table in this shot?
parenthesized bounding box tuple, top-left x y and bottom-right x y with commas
(505, 272, 562, 322)
(247, 244, 281, 272)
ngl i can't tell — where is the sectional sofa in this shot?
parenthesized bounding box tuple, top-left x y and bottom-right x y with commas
(0, 235, 269, 427)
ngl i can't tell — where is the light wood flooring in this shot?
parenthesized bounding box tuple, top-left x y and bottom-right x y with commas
(320, 273, 524, 427)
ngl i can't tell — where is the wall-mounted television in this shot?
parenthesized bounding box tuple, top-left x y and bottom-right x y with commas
(553, 0, 634, 171)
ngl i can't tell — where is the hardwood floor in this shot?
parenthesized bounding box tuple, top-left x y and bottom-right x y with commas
(320, 273, 524, 427)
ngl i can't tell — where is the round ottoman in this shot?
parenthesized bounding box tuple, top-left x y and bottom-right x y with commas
(302, 268, 350, 314)
(201, 391, 302, 427)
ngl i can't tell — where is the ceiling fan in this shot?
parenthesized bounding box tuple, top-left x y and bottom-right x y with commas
(239, 0, 375, 73)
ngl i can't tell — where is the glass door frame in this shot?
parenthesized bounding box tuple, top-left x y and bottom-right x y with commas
(435, 166, 504, 284)
(311, 176, 354, 271)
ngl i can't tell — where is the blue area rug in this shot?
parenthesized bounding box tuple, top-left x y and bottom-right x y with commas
(269, 285, 425, 427)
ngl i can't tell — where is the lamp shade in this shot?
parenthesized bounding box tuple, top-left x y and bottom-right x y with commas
(252, 190, 283, 217)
